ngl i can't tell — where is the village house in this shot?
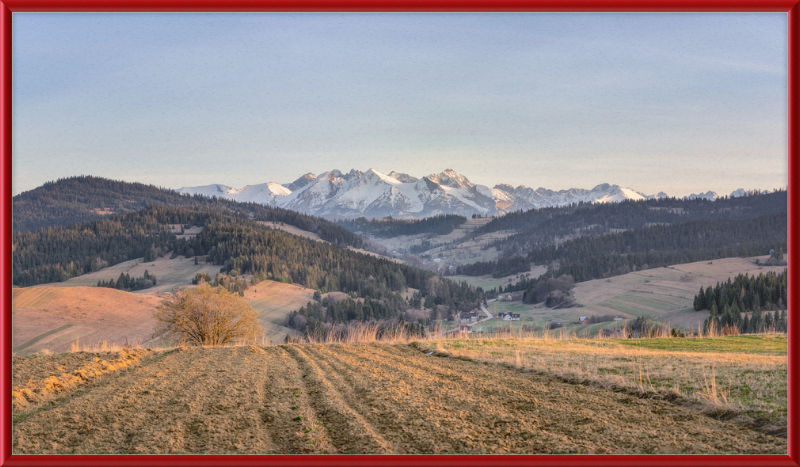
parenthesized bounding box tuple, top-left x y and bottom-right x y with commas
(579, 316, 588, 324)
(459, 311, 480, 323)
(458, 324, 472, 334)
(498, 312, 520, 321)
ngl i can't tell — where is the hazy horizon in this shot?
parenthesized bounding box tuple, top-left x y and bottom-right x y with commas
(13, 13, 788, 197)
(15, 167, 786, 200)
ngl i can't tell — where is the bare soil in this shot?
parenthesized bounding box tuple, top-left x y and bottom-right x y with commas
(12, 344, 786, 454)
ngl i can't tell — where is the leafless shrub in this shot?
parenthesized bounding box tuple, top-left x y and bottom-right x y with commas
(153, 283, 262, 346)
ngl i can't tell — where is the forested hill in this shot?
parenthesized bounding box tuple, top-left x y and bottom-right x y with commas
(12, 205, 485, 319)
(12, 176, 362, 248)
(337, 214, 467, 238)
(461, 212, 787, 306)
(471, 190, 787, 252)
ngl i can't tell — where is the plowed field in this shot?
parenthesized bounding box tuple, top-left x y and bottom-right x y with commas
(13, 344, 786, 454)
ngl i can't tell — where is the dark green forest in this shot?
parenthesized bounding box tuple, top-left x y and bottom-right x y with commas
(337, 214, 467, 238)
(97, 270, 158, 292)
(13, 205, 485, 329)
(525, 212, 786, 276)
(466, 213, 787, 305)
(470, 190, 786, 255)
(694, 270, 788, 334)
(456, 212, 786, 282)
(13, 176, 362, 247)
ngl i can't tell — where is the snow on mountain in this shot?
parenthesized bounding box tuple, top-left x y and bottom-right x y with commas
(729, 188, 748, 198)
(387, 171, 418, 183)
(426, 168, 474, 189)
(687, 191, 719, 201)
(176, 182, 288, 205)
(175, 184, 233, 198)
(282, 173, 317, 191)
(176, 169, 718, 219)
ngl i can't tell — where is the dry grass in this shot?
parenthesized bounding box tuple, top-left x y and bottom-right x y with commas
(12, 349, 152, 413)
(414, 334, 787, 434)
(287, 322, 786, 434)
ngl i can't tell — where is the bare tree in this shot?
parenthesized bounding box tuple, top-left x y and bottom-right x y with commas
(153, 284, 262, 346)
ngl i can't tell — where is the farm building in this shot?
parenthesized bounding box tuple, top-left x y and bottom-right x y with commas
(459, 311, 480, 323)
(498, 312, 520, 321)
(579, 316, 588, 324)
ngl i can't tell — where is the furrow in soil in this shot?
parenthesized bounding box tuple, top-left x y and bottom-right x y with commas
(14, 347, 276, 454)
(259, 346, 337, 454)
(283, 344, 394, 453)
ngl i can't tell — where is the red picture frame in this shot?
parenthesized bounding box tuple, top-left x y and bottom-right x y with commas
(1, 3, 797, 466)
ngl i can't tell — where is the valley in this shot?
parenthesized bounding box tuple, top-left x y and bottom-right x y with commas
(10, 13, 791, 458)
(9, 175, 790, 456)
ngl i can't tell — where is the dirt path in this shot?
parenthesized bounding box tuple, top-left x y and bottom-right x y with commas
(13, 344, 787, 454)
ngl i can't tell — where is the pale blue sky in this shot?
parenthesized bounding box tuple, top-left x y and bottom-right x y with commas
(12, 13, 788, 197)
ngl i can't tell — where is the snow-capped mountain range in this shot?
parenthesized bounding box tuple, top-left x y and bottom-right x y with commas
(175, 168, 746, 219)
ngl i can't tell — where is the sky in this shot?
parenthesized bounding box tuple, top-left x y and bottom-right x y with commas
(12, 13, 788, 197)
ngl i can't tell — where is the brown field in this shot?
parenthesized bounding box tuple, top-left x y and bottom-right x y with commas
(469, 255, 788, 335)
(13, 279, 321, 353)
(572, 255, 787, 332)
(418, 335, 788, 435)
(61, 255, 222, 294)
(242, 281, 318, 344)
(12, 343, 786, 454)
(12, 286, 162, 355)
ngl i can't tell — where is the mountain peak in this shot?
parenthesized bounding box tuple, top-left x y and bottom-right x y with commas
(175, 169, 730, 219)
(687, 191, 719, 201)
(388, 171, 418, 183)
(426, 169, 474, 189)
(283, 173, 317, 192)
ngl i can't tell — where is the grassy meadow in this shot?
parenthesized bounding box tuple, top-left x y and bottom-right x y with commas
(415, 334, 788, 434)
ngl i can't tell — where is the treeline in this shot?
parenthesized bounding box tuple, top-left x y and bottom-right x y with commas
(173, 213, 484, 324)
(14, 203, 486, 330)
(525, 213, 787, 283)
(192, 272, 250, 296)
(97, 270, 157, 291)
(12, 206, 237, 286)
(704, 307, 788, 335)
(694, 270, 787, 313)
(13, 175, 362, 248)
(477, 213, 787, 307)
(287, 274, 485, 335)
(522, 274, 575, 307)
(13, 176, 202, 232)
(338, 214, 467, 238)
(12, 203, 367, 287)
(287, 294, 410, 336)
(584, 314, 618, 325)
(470, 190, 787, 253)
(454, 255, 529, 278)
(194, 221, 483, 313)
